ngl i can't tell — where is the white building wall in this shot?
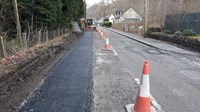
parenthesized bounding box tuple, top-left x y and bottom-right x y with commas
(109, 14, 115, 23)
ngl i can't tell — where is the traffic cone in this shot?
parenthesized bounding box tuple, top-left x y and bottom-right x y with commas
(100, 31, 104, 39)
(98, 29, 100, 36)
(126, 60, 157, 112)
(103, 36, 112, 51)
(132, 60, 151, 112)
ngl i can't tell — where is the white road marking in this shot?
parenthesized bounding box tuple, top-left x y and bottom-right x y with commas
(150, 95, 165, 112)
(95, 46, 118, 56)
(194, 62, 200, 66)
(110, 46, 118, 56)
(96, 57, 112, 65)
(95, 53, 117, 56)
(134, 78, 140, 85)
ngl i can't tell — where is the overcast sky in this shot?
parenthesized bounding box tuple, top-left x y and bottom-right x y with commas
(85, 0, 102, 8)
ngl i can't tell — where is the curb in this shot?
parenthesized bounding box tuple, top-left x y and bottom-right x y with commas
(104, 28, 160, 49)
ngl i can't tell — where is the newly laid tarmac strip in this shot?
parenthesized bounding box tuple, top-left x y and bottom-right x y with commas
(19, 31, 93, 112)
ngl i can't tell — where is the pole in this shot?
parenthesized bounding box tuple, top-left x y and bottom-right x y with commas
(144, 0, 148, 35)
(0, 36, 6, 58)
(13, 0, 22, 47)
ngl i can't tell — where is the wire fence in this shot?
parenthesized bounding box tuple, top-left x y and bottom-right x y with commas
(0, 28, 69, 58)
(165, 12, 200, 33)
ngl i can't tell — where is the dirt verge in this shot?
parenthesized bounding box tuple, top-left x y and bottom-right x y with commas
(0, 32, 82, 112)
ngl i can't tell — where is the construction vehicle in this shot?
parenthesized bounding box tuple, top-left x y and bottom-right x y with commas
(86, 18, 96, 30)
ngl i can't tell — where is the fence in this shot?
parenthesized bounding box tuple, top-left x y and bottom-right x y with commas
(165, 12, 200, 33)
(0, 28, 69, 58)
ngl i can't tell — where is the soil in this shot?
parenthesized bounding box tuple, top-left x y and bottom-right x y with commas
(0, 32, 82, 112)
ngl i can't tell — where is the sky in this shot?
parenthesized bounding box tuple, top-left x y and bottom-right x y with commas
(85, 0, 102, 8)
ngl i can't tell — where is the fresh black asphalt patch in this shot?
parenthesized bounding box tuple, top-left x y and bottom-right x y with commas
(19, 31, 93, 112)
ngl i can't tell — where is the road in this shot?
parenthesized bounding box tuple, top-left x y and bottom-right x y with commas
(101, 28, 200, 112)
(19, 29, 200, 112)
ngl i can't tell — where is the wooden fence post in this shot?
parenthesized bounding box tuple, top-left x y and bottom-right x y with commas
(53, 30, 56, 38)
(22, 33, 27, 49)
(0, 36, 6, 58)
(58, 28, 60, 36)
(61, 28, 64, 35)
(37, 31, 41, 44)
(13, 0, 22, 48)
(45, 30, 49, 42)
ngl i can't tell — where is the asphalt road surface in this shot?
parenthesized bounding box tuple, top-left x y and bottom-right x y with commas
(19, 29, 200, 112)
(101, 28, 200, 112)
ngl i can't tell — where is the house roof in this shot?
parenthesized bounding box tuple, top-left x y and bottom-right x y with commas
(118, 8, 142, 19)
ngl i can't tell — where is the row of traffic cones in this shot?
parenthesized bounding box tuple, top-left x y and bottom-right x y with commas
(97, 27, 157, 112)
(126, 60, 157, 112)
(96, 28, 112, 51)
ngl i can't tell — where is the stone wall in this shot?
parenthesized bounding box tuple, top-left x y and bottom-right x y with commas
(112, 23, 144, 35)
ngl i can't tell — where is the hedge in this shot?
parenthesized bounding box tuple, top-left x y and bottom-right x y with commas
(147, 32, 200, 52)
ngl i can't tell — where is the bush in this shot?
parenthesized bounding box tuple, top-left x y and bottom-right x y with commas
(103, 18, 109, 21)
(164, 30, 174, 34)
(174, 31, 183, 36)
(182, 29, 197, 36)
(147, 27, 161, 35)
(103, 21, 112, 28)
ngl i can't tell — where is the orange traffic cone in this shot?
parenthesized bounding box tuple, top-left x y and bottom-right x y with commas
(100, 31, 104, 39)
(126, 61, 157, 112)
(132, 60, 151, 112)
(98, 29, 100, 36)
(103, 35, 112, 51)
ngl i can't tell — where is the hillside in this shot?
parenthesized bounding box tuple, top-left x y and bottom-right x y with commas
(87, 0, 200, 27)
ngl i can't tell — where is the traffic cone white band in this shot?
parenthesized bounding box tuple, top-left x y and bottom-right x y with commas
(139, 75, 150, 97)
(106, 38, 109, 44)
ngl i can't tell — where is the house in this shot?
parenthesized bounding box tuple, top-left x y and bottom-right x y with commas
(117, 8, 142, 23)
(114, 9, 124, 23)
(105, 14, 115, 24)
